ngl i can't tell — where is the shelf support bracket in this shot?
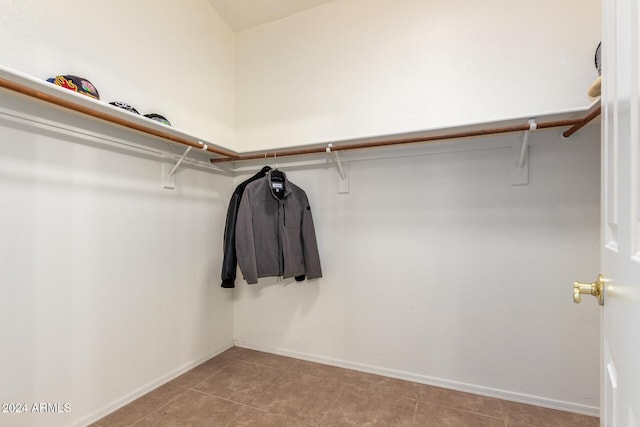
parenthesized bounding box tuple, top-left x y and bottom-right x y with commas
(512, 119, 536, 186)
(327, 144, 345, 179)
(168, 141, 209, 177)
(518, 119, 536, 169)
(327, 144, 349, 193)
(163, 141, 209, 190)
(168, 146, 193, 177)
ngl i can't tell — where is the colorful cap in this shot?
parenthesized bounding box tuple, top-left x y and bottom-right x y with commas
(144, 113, 171, 126)
(46, 75, 100, 100)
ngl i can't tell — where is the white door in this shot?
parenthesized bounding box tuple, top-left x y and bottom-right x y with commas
(600, 0, 640, 425)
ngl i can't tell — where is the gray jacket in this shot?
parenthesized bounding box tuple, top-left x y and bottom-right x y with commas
(235, 170, 322, 284)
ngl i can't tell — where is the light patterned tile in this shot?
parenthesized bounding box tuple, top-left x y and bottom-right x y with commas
(96, 383, 186, 427)
(167, 355, 231, 389)
(289, 359, 353, 379)
(415, 402, 506, 427)
(231, 347, 298, 371)
(501, 400, 599, 427)
(346, 372, 421, 401)
(320, 385, 416, 426)
(251, 371, 342, 426)
(219, 346, 248, 359)
(194, 359, 282, 404)
(93, 349, 599, 427)
(132, 390, 243, 427)
(228, 407, 312, 426)
(291, 359, 420, 400)
(419, 385, 503, 418)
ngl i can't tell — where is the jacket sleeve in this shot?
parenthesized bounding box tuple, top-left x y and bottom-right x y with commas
(301, 195, 322, 280)
(220, 192, 241, 288)
(235, 188, 259, 284)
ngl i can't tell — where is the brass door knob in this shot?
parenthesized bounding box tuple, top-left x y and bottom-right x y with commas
(573, 274, 605, 305)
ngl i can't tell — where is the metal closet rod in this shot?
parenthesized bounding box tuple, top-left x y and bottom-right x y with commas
(211, 104, 602, 164)
(0, 77, 239, 159)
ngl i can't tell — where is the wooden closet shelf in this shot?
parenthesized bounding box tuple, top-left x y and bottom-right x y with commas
(212, 102, 601, 164)
(0, 66, 600, 167)
(0, 66, 238, 159)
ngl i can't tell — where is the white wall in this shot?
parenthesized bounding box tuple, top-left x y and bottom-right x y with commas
(231, 0, 602, 413)
(0, 0, 236, 149)
(0, 89, 234, 427)
(232, 127, 601, 413)
(235, 0, 601, 150)
(0, 1, 236, 426)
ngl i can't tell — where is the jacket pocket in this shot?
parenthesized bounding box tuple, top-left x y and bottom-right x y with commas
(284, 206, 302, 229)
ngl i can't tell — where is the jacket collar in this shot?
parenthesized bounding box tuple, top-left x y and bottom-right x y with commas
(266, 169, 292, 199)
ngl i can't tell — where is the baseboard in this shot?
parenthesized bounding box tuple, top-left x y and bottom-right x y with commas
(75, 341, 234, 427)
(233, 340, 600, 417)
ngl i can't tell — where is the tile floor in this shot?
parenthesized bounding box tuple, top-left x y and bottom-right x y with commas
(93, 347, 599, 427)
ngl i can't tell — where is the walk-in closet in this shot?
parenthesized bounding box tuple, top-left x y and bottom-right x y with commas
(1, 0, 638, 426)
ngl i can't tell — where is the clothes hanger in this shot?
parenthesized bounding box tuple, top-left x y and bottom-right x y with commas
(270, 152, 285, 182)
(256, 152, 273, 176)
(260, 163, 271, 175)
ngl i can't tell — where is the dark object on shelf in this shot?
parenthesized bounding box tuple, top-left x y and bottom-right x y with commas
(109, 102, 140, 114)
(144, 113, 171, 126)
(46, 75, 100, 100)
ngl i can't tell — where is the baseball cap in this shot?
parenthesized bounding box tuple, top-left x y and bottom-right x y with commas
(47, 75, 100, 100)
(109, 102, 140, 114)
(144, 113, 171, 126)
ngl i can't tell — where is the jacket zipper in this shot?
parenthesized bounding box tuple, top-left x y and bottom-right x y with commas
(277, 202, 284, 276)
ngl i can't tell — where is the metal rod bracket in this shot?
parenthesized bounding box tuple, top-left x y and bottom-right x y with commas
(168, 146, 193, 177)
(327, 144, 349, 193)
(327, 144, 346, 180)
(518, 119, 537, 169)
(512, 120, 536, 186)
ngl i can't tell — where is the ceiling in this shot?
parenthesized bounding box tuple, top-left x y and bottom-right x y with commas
(207, 0, 336, 32)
